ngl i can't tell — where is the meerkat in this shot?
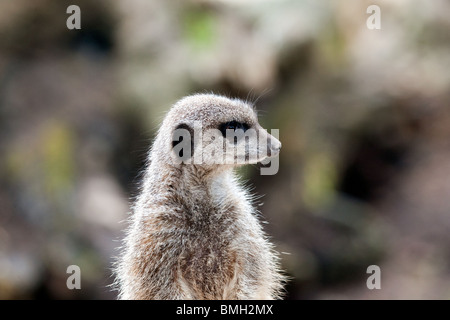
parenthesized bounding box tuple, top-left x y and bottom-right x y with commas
(114, 93, 285, 300)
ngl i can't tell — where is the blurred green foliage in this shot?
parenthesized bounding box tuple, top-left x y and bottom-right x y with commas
(183, 8, 217, 50)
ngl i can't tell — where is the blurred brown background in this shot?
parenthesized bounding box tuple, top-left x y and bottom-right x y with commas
(1, 0, 450, 299)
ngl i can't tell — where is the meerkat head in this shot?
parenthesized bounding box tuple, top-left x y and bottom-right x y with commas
(157, 94, 281, 170)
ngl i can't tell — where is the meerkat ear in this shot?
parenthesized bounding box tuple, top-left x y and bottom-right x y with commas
(172, 123, 194, 161)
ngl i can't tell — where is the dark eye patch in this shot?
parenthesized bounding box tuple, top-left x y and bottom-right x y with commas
(219, 121, 250, 137)
(172, 123, 194, 160)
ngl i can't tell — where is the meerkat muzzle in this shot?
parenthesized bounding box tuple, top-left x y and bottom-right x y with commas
(266, 134, 281, 157)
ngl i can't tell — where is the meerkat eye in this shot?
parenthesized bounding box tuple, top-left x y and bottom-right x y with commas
(219, 121, 249, 137)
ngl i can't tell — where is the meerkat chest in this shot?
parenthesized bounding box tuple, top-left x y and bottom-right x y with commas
(177, 194, 243, 247)
(177, 216, 248, 299)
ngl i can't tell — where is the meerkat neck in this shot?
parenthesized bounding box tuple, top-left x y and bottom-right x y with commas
(144, 162, 237, 218)
(181, 164, 233, 187)
(177, 165, 235, 202)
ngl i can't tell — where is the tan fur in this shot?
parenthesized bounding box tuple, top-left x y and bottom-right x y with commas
(114, 94, 285, 300)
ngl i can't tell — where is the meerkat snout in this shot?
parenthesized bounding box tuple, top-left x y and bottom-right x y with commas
(267, 135, 282, 157)
(258, 127, 281, 158)
(114, 93, 286, 300)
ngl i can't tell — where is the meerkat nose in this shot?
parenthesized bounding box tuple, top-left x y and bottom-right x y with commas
(276, 142, 282, 151)
(272, 140, 281, 151)
(268, 139, 281, 157)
